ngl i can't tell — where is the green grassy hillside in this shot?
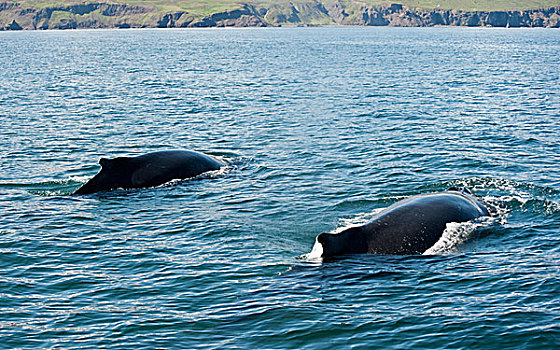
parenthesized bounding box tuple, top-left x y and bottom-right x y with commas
(9, 0, 560, 15)
(2, 0, 559, 29)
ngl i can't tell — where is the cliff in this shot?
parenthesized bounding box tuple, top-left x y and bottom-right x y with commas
(1, 1, 559, 30)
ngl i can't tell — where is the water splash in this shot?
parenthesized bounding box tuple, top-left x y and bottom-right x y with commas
(424, 221, 480, 255)
(301, 238, 324, 262)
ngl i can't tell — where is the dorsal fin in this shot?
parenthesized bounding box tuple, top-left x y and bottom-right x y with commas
(99, 158, 110, 168)
(99, 156, 130, 169)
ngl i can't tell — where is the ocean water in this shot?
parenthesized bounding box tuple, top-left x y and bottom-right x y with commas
(0, 27, 559, 349)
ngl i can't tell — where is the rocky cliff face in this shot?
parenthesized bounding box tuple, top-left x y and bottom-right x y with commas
(0, 2, 155, 30)
(1, 1, 559, 30)
(320, 3, 560, 27)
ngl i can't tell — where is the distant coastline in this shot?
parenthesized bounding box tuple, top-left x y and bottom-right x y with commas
(1, 1, 559, 30)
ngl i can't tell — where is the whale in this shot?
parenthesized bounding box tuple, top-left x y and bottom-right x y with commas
(74, 150, 224, 195)
(315, 188, 489, 257)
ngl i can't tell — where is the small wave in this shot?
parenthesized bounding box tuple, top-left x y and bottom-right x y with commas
(0, 179, 82, 196)
(492, 195, 560, 215)
(163, 165, 232, 187)
(440, 177, 559, 198)
(431, 176, 560, 217)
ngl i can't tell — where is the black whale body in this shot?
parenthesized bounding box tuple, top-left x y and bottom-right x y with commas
(317, 189, 489, 257)
(74, 150, 224, 195)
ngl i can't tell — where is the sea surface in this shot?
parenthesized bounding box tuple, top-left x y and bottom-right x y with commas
(0, 27, 559, 349)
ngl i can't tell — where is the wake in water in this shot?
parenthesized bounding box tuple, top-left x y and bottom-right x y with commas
(0, 179, 85, 197)
(443, 177, 560, 216)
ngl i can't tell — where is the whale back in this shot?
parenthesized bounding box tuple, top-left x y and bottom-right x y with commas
(364, 193, 487, 254)
(73, 156, 136, 195)
(317, 227, 367, 257)
(74, 150, 223, 195)
(318, 191, 489, 257)
(129, 151, 223, 188)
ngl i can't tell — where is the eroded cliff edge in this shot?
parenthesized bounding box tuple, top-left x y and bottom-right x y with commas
(1, 1, 559, 30)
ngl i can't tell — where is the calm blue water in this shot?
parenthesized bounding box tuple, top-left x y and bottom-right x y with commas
(1, 27, 559, 349)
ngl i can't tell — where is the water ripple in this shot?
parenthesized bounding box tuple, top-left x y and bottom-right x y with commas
(0, 27, 559, 349)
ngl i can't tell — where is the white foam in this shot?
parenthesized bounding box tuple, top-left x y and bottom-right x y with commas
(69, 175, 92, 183)
(424, 214, 498, 255)
(423, 222, 478, 255)
(302, 238, 324, 262)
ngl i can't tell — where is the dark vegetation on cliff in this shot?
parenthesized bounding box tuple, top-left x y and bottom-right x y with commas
(1, 0, 559, 30)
